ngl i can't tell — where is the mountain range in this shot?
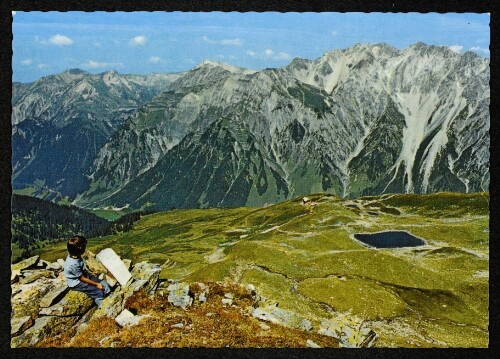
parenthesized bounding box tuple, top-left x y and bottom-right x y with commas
(12, 42, 490, 210)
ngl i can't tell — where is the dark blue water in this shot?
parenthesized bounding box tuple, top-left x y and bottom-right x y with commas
(354, 231, 425, 248)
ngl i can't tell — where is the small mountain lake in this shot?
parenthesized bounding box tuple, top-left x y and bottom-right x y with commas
(354, 231, 425, 248)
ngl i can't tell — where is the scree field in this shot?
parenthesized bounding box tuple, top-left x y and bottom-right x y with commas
(36, 192, 489, 347)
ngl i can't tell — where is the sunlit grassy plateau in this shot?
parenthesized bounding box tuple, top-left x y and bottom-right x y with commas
(35, 192, 489, 347)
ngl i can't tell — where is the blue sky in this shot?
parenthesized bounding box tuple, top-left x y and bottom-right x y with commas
(12, 12, 490, 83)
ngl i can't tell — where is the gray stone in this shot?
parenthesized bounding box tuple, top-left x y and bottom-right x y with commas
(131, 279, 148, 292)
(11, 316, 34, 337)
(224, 293, 234, 299)
(199, 291, 208, 303)
(39, 282, 69, 308)
(47, 262, 61, 271)
(115, 309, 144, 327)
(20, 270, 55, 284)
(105, 274, 117, 288)
(12, 256, 40, 272)
(172, 323, 184, 329)
(94, 291, 125, 319)
(39, 290, 93, 316)
(11, 315, 79, 348)
(222, 298, 233, 306)
(306, 339, 321, 348)
(318, 316, 377, 348)
(130, 261, 161, 294)
(251, 306, 312, 331)
(12, 279, 53, 318)
(167, 282, 193, 310)
(84, 255, 108, 276)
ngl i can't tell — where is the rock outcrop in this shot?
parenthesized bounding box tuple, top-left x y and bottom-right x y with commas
(11, 253, 377, 348)
(10, 252, 161, 348)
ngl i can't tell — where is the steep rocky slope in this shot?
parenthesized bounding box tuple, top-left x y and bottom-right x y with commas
(77, 43, 489, 210)
(12, 69, 182, 199)
(12, 43, 489, 209)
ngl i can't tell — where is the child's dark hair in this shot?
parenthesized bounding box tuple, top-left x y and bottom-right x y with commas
(67, 235, 87, 256)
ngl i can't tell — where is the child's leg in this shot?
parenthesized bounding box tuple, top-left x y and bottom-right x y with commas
(88, 274, 111, 295)
(72, 282, 105, 308)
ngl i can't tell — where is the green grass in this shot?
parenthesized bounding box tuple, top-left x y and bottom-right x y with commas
(34, 192, 489, 347)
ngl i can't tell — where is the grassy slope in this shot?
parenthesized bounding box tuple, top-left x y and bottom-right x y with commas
(35, 192, 489, 347)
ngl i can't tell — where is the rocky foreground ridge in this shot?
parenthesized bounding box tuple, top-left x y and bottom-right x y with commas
(11, 252, 377, 348)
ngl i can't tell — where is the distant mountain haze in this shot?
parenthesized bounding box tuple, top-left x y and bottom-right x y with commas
(12, 43, 489, 210)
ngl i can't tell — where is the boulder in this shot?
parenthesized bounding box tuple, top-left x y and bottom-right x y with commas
(39, 282, 69, 308)
(222, 298, 233, 306)
(20, 270, 55, 284)
(167, 282, 193, 310)
(115, 309, 144, 327)
(105, 274, 117, 288)
(93, 291, 125, 319)
(251, 306, 312, 331)
(318, 315, 377, 348)
(199, 291, 208, 303)
(84, 255, 108, 275)
(12, 279, 53, 318)
(11, 316, 35, 337)
(11, 315, 79, 348)
(39, 290, 93, 317)
(12, 256, 40, 272)
(130, 261, 161, 294)
(47, 261, 61, 271)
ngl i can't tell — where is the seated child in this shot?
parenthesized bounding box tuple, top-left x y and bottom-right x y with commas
(63, 235, 111, 308)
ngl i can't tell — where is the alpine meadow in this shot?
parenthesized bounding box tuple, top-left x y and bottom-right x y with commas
(11, 12, 489, 348)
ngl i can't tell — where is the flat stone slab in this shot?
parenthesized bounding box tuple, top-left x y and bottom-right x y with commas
(12, 256, 40, 272)
(39, 282, 69, 308)
(96, 248, 132, 286)
(11, 316, 34, 337)
(39, 290, 93, 317)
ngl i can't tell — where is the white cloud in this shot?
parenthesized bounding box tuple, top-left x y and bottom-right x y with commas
(129, 35, 147, 46)
(37, 64, 48, 69)
(21, 59, 33, 65)
(149, 56, 161, 64)
(49, 34, 74, 46)
(449, 45, 463, 54)
(203, 36, 242, 46)
(220, 38, 242, 46)
(470, 46, 490, 55)
(81, 60, 124, 69)
(247, 49, 291, 61)
(264, 49, 274, 58)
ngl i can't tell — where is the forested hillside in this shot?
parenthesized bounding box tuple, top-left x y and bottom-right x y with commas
(11, 195, 149, 261)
